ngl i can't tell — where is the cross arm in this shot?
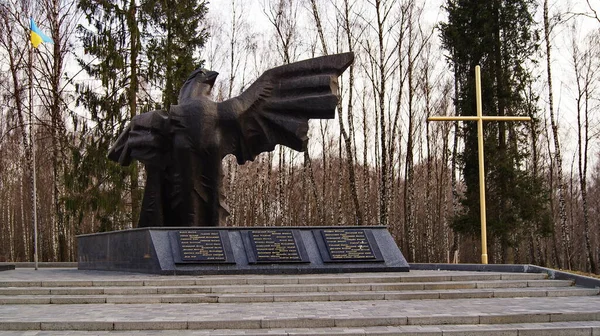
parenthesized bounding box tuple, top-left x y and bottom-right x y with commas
(427, 116, 531, 122)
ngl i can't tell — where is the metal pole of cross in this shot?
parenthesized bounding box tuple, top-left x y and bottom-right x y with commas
(428, 66, 531, 264)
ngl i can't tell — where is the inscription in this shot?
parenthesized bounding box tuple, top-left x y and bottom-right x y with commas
(250, 230, 301, 262)
(178, 230, 226, 262)
(322, 229, 376, 260)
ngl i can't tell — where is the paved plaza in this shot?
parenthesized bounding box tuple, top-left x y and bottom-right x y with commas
(0, 268, 598, 335)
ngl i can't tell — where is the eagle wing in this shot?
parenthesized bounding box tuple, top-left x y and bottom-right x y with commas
(108, 110, 173, 167)
(218, 52, 354, 164)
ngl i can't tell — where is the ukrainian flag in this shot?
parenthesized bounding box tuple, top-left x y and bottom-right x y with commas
(30, 17, 53, 48)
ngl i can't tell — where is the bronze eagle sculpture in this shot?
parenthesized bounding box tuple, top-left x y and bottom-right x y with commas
(108, 52, 354, 227)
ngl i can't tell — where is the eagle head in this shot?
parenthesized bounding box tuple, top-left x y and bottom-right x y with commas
(178, 68, 219, 103)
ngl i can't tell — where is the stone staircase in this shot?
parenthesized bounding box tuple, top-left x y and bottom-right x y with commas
(0, 268, 599, 335)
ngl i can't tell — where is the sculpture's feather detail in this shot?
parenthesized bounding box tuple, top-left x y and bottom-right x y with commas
(108, 110, 173, 168)
(220, 52, 354, 164)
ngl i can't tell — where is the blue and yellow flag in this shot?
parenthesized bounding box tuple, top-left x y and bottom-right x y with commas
(30, 17, 53, 48)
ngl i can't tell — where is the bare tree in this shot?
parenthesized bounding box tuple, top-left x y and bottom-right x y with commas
(0, 1, 34, 261)
(543, 0, 572, 270)
(572, 26, 600, 273)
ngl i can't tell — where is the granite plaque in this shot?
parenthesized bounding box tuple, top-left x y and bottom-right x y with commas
(247, 230, 307, 263)
(319, 229, 383, 262)
(177, 230, 227, 262)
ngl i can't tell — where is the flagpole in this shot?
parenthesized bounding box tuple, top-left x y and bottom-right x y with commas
(28, 33, 39, 271)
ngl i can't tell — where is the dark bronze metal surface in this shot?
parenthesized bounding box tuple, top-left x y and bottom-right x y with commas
(109, 53, 354, 227)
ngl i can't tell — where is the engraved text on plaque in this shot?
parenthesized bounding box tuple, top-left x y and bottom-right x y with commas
(178, 230, 226, 262)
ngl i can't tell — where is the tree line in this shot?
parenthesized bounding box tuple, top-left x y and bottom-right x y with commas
(0, 0, 599, 274)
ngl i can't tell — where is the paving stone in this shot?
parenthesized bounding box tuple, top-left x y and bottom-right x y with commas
(40, 322, 113, 331)
(422, 282, 477, 290)
(371, 283, 424, 291)
(550, 312, 600, 322)
(476, 281, 528, 289)
(217, 294, 274, 303)
(211, 285, 265, 293)
(547, 288, 599, 297)
(407, 315, 480, 325)
(450, 274, 502, 281)
(500, 273, 546, 280)
(247, 277, 299, 285)
(328, 293, 384, 301)
(371, 326, 444, 336)
(268, 285, 318, 293)
(298, 277, 350, 284)
(261, 318, 335, 329)
(492, 289, 548, 298)
(334, 317, 407, 327)
(156, 286, 211, 295)
(0, 282, 42, 288)
(0, 322, 41, 330)
(383, 292, 440, 300)
(142, 280, 197, 287)
(479, 313, 550, 324)
(92, 280, 145, 287)
(194, 278, 247, 286)
(41, 281, 93, 288)
(103, 287, 157, 295)
(49, 288, 104, 295)
(0, 297, 51, 304)
(113, 321, 186, 330)
(286, 328, 367, 336)
(188, 320, 262, 329)
(161, 295, 219, 303)
(400, 276, 451, 283)
(272, 293, 330, 302)
(438, 290, 493, 299)
(517, 326, 592, 336)
(106, 296, 161, 304)
(0, 289, 50, 295)
(318, 284, 372, 292)
(49, 296, 106, 304)
(442, 328, 518, 336)
(348, 276, 402, 284)
(527, 280, 572, 287)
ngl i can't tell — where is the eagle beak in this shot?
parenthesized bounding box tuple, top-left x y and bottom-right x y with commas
(205, 71, 219, 86)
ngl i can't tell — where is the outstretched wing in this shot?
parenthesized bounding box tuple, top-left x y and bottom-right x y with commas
(219, 52, 354, 164)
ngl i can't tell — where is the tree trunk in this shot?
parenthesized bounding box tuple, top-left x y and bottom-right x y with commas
(543, 0, 571, 270)
(127, 0, 141, 228)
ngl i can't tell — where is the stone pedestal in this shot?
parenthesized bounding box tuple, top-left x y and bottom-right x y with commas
(0, 265, 14, 272)
(77, 226, 409, 275)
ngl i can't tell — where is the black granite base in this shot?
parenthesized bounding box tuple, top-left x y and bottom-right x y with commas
(0, 265, 15, 272)
(77, 226, 409, 275)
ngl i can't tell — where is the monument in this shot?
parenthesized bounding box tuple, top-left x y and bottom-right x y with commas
(78, 52, 409, 274)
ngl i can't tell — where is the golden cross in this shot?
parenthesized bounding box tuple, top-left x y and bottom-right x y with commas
(428, 66, 531, 264)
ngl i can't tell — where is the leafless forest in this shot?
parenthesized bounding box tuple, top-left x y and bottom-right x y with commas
(0, 0, 599, 273)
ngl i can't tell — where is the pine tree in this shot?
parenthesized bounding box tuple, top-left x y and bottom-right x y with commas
(440, 0, 552, 262)
(142, 0, 208, 109)
(67, 0, 145, 231)
(67, 0, 208, 232)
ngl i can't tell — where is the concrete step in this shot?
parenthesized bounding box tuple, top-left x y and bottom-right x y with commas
(0, 299, 599, 331)
(0, 269, 597, 335)
(0, 272, 548, 287)
(2, 321, 600, 335)
(0, 287, 597, 305)
(0, 280, 573, 297)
